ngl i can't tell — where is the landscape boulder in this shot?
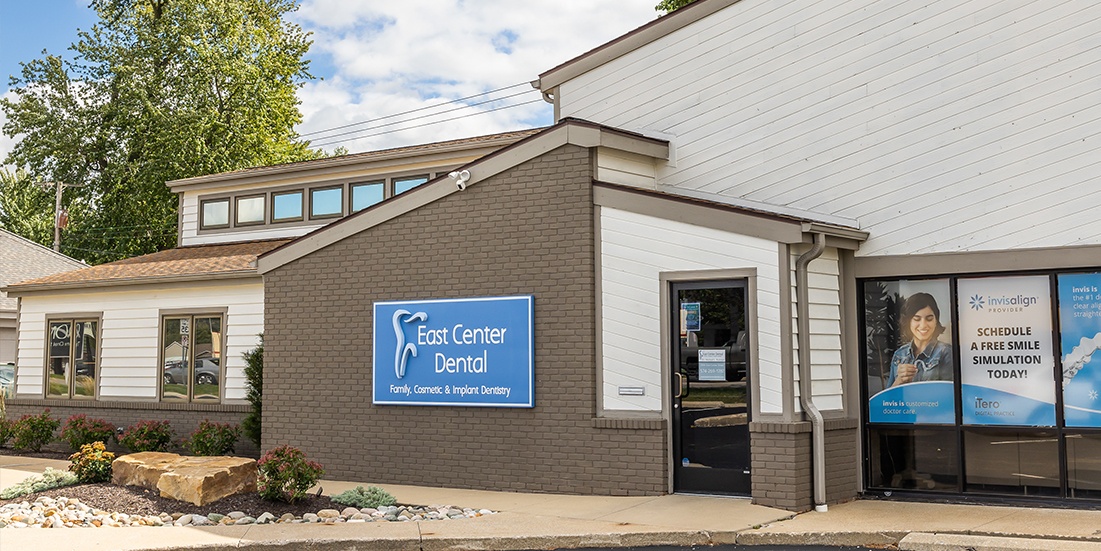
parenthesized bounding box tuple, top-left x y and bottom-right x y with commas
(112, 452, 257, 506)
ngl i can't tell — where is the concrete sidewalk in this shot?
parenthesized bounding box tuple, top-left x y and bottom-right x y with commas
(4, 455, 1101, 550)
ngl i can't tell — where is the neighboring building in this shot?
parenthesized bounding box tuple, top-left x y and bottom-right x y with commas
(252, 0, 1101, 512)
(3, 130, 537, 452)
(0, 229, 85, 364)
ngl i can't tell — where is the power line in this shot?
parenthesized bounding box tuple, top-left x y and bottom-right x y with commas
(298, 82, 532, 138)
(310, 98, 545, 148)
(305, 88, 537, 142)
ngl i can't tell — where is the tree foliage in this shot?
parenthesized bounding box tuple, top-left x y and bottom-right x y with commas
(2, 0, 320, 264)
(0, 169, 57, 247)
(656, 0, 697, 13)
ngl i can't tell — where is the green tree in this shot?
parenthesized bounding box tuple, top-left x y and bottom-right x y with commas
(2, 0, 319, 264)
(656, 0, 697, 13)
(0, 169, 57, 247)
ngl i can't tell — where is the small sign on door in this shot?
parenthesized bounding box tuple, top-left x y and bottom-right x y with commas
(698, 348, 726, 381)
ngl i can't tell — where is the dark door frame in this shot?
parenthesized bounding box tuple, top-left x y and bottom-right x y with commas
(659, 268, 759, 495)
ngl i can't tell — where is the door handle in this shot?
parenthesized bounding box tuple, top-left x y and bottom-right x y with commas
(674, 372, 689, 398)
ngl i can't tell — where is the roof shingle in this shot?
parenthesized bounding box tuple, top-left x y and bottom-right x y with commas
(5, 239, 289, 293)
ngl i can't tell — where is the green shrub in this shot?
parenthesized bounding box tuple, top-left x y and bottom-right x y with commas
(257, 445, 324, 503)
(0, 467, 78, 499)
(0, 418, 12, 448)
(60, 414, 116, 452)
(117, 420, 174, 452)
(331, 485, 396, 509)
(185, 420, 241, 456)
(11, 409, 60, 452)
(242, 338, 263, 449)
(68, 441, 115, 483)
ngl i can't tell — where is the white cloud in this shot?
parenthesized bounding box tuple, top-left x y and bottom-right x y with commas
(293, 0, 659, 153)
(0, 1, 662, 161)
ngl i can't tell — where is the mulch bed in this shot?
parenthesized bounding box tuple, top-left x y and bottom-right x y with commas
(0, 449, 338, 518)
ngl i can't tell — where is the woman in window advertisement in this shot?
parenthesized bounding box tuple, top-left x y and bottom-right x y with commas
(865, 281, 955, 425)
(887, 293, 953, 388)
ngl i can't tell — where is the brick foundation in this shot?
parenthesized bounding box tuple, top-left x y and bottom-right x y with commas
(750, 419, 859, 511)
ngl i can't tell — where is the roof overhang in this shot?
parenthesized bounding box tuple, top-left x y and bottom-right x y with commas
(594, 182, 867, 249)
(4, 270, 260, 297)
(258, 119, 670, 274)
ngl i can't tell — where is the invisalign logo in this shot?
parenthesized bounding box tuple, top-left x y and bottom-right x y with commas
(970, 294, 985, 310)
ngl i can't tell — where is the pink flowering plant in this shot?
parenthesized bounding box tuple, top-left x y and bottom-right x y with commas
(116, 420, 174, 452)
(185, 420, 241, 456)
(257, 445, 324, 503)
(61, 414, 116, 451)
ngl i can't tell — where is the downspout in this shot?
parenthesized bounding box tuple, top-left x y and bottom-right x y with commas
(796, 232, 828, 513)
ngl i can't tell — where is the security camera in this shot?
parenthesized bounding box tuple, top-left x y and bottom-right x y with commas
(450, 170, 471, 191)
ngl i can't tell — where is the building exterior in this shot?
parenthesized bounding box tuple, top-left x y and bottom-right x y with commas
(0, 230, 85, 365)
(255, 0, 1101, 511)
(7, 0, 1100, 513)
(3, 131, 536, 452)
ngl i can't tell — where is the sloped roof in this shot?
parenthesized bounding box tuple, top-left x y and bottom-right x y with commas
(167, 128, 543, 191)
(4, 239, 289, 295)
(0, 230, 85, 310)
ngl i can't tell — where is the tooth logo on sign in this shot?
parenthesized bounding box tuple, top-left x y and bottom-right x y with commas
(393, 309, 427, 379)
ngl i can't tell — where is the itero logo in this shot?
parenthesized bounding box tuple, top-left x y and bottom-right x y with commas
(393, 309, 427, 379)
(969, 294, 985, 310)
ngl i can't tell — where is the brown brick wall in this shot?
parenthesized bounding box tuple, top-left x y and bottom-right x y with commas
(825, 426, 859, 504)
(750, 422, 859, 511)
(263, 144, 667, 495)
(751, 430, 813, 510)
(5, 400, 254, 456)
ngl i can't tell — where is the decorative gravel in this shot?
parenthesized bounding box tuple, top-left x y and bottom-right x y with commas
(0, 483, 493, 528)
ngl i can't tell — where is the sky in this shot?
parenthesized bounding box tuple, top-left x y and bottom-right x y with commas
(0, 0, 661, 165)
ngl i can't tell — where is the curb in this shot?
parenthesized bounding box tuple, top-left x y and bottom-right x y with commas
(900, 533, 1101, 551)
(735, 530, 907, 548)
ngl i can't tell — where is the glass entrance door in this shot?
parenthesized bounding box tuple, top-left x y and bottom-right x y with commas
(672, 281, 751, 495)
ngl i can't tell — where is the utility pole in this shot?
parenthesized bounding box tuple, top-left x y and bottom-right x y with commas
(37, 181, 81, 252)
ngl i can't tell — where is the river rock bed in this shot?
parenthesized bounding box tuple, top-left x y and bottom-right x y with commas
(0, 496, 493, 528)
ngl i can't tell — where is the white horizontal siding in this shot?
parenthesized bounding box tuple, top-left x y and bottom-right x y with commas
(13, 280, 263, 403)
(595, 148, 658, 189)
(789, 246, 843, 411)
(600, 207, 783, 413)
(178, 186, 329, 246)
(558, 0, 1101, 256)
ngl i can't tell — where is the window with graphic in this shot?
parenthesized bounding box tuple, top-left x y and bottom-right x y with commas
(864, 279, 955, 424)
(161, 315, 222, 402)
(47, 319, 98, 399)
(957, 275, 1055, 427)
(1058, 273, 1101, 428)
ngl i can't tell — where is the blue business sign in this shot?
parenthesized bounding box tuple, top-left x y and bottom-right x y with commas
(372, 295, 534, 407)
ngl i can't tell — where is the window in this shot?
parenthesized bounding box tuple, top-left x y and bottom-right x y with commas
(235, 195, 265, 226)
(350, 182, 384, 212)
(161, 315, 222, 402)
(201, 199, 230, 229)
(310, 186, 343, 218)
(394, 175, 429, 195)
(47, 319, 98, 399)
(272, 191, 303, 222)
